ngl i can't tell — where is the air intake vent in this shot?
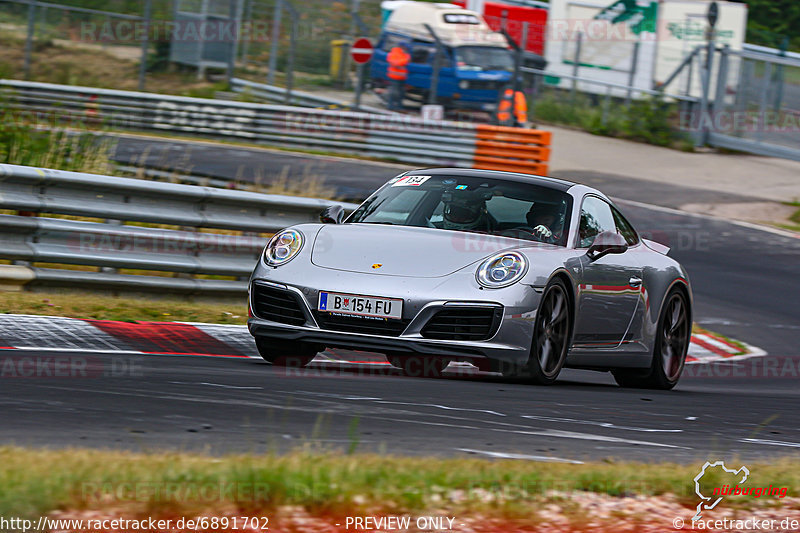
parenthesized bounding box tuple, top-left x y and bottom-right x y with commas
(251, 283, 307, 326)
(421, 307, 502, 341)
(313, 312, 409, 337)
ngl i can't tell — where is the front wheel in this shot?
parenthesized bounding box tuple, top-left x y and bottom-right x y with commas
(504, 279, 572, 385)
(255, 338, 320, 368)
(612, 289, 690, 390)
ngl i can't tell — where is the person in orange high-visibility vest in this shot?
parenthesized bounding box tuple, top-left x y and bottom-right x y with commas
(387, 43, 411, 110)
(496, 88, 528, 127)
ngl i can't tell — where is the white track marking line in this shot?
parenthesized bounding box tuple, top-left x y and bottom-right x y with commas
(381, 417, 688, 449)
(457, 448, 584, 464)
(740, 438, 800, 448)
(614, 198, 800, 239)
(373, 400, 507, 417)
(169, 381, 263, 390)
(8, 347, 145, 355)
(521, 415, 682, 433)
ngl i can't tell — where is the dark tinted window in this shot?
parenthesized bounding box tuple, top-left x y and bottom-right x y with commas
(578, 196, 616, 248)
(411, 45, 431, 63)
(348, 175, 573, 246)
(611, 206, 639, 246)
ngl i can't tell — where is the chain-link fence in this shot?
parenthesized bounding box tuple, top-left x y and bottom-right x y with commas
(710, 46, 800, 156)
(235, 0, 382, 86)
(0, 0, 157, 88)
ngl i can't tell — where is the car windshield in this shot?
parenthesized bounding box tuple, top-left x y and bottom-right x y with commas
(455, 46, 514, 71)
(347, 175, 573, 246)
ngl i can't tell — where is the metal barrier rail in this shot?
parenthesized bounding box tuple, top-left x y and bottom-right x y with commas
(0, 79, 552, 173)
(0, 164, 359, 294)
(230, 78, 392, 115)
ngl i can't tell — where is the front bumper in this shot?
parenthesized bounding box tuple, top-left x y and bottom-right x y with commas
(247, 268, 540, 366)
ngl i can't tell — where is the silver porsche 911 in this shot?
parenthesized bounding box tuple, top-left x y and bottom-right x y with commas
(247, 168, 692, 389)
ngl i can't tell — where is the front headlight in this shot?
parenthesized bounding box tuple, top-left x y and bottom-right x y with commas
(476, 251, 527, 288)
(264, 229, 303, 267)
(459, 80, 469, 90)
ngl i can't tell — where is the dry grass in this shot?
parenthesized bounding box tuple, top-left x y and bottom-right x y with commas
(0, 446, 797, 523)
(0, 290, 247, 324)
(0, 31, 221, 96)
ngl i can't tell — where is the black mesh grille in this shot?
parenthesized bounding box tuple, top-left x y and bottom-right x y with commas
(251, 284, 307, 326)
(421, 307, 501, 341)
(313, 312, 409, 337)
(469, 80, 502, 91)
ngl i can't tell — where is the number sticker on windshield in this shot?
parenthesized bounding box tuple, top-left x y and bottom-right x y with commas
(392, 175, 431, 187)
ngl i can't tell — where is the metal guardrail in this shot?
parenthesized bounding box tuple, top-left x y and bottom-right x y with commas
(0, 79, 552, 173)
(230, 78, 391, 115)
(0, 164, 359, 295)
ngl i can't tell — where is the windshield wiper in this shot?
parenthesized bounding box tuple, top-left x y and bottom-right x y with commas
(361, 221, 395, 225)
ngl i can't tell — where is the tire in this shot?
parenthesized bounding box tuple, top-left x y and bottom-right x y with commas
(255, 338, 320, 368)
(387, 354, 450, 378)
(506, 278, 572, 385)
(612, 288, 690, 390)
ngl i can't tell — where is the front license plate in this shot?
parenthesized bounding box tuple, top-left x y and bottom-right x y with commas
(318, 291, 403, 320)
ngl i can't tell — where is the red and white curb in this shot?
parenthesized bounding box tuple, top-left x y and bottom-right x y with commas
(687, 331, 766, 363)
(0, 314, 765, 366)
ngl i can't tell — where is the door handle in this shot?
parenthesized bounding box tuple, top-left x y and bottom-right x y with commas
(629, 277, 642, 288)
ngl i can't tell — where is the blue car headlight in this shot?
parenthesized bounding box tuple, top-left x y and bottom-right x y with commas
(264, 229, 304, 267)
(476, 251, 528, 288)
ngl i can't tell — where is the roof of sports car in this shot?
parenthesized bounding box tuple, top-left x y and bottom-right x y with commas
(405, 168, 576, 191)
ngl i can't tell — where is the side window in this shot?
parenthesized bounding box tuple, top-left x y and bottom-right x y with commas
(381, 34, 402, 52)
(578, 196, 616, 248)
(611, 206, 639, 246)
(410, 45, 431, 64)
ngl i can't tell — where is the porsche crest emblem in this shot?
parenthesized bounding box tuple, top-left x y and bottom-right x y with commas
(372, 263, 382, 269)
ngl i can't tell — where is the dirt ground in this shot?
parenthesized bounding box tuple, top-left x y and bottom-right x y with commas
(0, 31, 219, 95)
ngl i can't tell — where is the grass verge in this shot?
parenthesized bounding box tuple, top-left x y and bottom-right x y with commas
(0, 447, 797, 522)
(780, 202, 800, 232)
(0, 291, 247, 324)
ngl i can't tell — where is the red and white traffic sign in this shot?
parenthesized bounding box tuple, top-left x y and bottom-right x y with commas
(350, 38, 374, 64)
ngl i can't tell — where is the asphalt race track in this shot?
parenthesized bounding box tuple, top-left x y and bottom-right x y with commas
(2, 141, 799, 463)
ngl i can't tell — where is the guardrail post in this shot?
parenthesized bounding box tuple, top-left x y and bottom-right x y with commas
(138, 0, 152, 91)
(23, 0, 36, 79)
(756, 61, 772, 143)
(284, 2, 298, 104)
(695, 35, 715, 148)
(226, 0, 237, 86)
(425, 24, 443, 105)
(267, 0, 283, 86)
(511, 23, 528, 93)
(625, 40, 639, 107)
(571, 32, 582, 102)
(713, 44, 729, 114)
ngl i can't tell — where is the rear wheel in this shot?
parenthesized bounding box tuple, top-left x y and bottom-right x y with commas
(256, 338, 320, 368)
(387, 354, 450, 378)
(612, 289, 690, 390)
(505, 278, 572, 385)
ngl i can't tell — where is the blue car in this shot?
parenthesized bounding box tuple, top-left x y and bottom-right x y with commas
(370, 32, 514, 111)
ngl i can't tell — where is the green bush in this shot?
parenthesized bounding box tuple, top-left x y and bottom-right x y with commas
(531, 91, 692, 149)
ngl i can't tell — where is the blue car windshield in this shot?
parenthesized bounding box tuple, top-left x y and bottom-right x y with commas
(347, 175, 573, 246)
(455, 46, 514, 71)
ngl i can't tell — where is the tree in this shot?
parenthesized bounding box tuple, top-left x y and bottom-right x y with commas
(734, 0, 800, 51)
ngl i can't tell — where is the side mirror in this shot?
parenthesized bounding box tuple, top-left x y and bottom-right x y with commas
(320, 205, 344, 224)
(587, 231, 628, 261)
